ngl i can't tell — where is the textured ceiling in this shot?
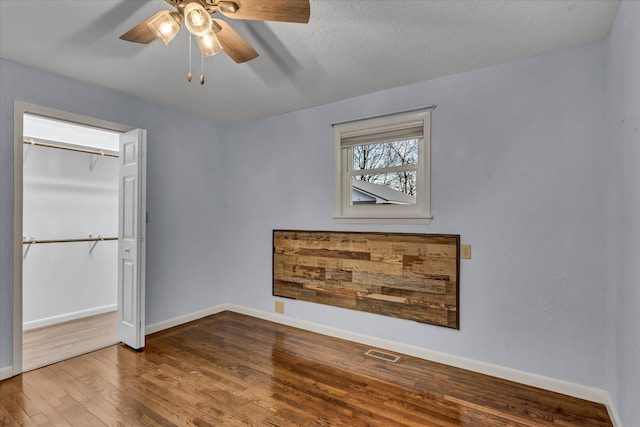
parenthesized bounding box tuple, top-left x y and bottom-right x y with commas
(0, 0, 620, 124)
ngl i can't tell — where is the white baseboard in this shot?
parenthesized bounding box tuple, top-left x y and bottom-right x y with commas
(604, 393, 623, 427)
(145, 304, 228, 335)
(0, 365, 13, 381)
(142, 303, 622, 427)
(23, 304, 117, 331)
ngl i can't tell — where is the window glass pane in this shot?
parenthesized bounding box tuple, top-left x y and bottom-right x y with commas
(351, 172, 417, 205)
(352, 139, 418, 171)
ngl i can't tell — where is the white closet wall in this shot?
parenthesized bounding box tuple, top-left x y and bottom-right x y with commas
(23, 117, 119, 330)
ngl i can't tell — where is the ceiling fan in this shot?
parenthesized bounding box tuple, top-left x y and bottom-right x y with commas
(119, 0, 310, 82)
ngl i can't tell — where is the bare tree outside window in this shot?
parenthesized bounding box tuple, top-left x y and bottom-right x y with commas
(352, 139, 418, 195)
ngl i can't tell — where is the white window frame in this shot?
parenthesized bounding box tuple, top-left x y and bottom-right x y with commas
(333, 107, 432, 224)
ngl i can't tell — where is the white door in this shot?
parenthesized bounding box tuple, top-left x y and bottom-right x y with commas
(118, 129, 146, 350)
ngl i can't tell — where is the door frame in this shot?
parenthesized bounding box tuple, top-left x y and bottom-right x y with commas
(12, 101, 135, 375)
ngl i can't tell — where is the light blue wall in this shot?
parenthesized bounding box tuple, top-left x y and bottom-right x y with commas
(221, 41, 611, 389)
(0, 59, 228, 368)
(606, 2, 640, 425)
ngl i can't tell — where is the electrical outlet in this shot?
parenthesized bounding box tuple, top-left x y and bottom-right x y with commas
(461, 244, 472, 259)
(275, 301, 285, 313)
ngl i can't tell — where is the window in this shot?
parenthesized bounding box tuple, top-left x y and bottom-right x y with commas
(333, 107, 432, 223)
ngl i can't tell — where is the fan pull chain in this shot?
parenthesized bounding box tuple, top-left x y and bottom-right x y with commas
(200, 55, 205, 85)
(187, 36, 193, 82)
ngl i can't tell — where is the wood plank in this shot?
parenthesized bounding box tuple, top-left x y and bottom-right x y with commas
(353, 271, 447, 293)
(297, 254, 344, 269)
(370, 252, 404, 263)
(22, 311, 118, 372)
(325, 268, 353, 283)
(298, 248, 371, 260)
(343, 258, 404, 276)
(403, 255, 458, 278)
(356, 296, 450, 324)
(0, 312, 613, 427)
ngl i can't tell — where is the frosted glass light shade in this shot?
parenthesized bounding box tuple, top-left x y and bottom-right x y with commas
(147, 11, 182, 46)
(196, 30, 223, 56)
(184, 2, 213, 37)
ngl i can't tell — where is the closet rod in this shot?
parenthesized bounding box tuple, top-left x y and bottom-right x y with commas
(22, 237, 118, 245)
(23, 139, 119, 158)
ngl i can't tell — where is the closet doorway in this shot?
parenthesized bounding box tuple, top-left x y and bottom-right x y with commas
(12, 102, 147, 375)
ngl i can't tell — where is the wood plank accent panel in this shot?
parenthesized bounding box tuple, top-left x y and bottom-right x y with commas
(273, 230, 460, 328)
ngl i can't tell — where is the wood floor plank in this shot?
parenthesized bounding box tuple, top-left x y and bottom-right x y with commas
(22, 311, 118, 372)
(1, 311, 613, 427)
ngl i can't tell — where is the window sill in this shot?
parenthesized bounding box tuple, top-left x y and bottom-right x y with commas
(333, 215, 432, 225)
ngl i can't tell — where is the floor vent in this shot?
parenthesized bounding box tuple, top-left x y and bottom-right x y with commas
(365, 349, 400, 363)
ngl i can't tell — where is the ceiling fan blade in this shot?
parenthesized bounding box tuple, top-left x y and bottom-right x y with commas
(218, 0, 310, 23)
(213, 19, 259, 63)
(119, 11, 164, 44)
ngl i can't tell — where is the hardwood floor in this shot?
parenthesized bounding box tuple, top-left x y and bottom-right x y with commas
(22, 311, 118, 372)
(2, 311, 612, 426)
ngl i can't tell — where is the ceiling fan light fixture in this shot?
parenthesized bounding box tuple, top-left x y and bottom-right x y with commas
(118, 0, 310, 81)
(147, 11, 182, 46)
(184, 2, 213, 37)
(196, 30, 223, 57)
(217, 1, 239, 14)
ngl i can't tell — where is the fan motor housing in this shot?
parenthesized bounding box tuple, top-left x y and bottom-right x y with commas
(165, 0, 229, 15)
